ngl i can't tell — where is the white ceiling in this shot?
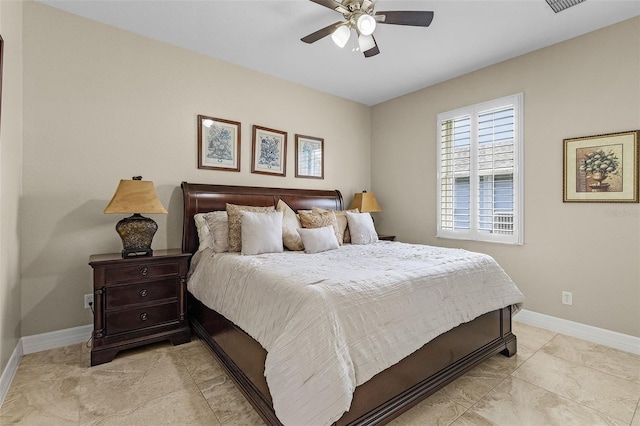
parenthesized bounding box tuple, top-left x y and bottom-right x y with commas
(39, 0, 640, 106)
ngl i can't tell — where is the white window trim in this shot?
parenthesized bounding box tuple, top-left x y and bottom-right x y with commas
(436, 93, 524, 245)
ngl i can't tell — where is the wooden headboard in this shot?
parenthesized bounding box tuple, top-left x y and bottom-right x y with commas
(181, 182, 343, 255)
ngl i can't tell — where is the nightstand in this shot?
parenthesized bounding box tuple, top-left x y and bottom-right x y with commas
(89, 249, 191, 366)
(377, 234, 396, 241)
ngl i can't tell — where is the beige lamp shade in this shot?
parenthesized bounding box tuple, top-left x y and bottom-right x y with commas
(104, 179, 168, 214)
(349, 191, 382, 213)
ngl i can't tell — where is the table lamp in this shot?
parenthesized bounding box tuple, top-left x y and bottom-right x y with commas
(104, 176, 168, 257)
(349, 191, 382, 213)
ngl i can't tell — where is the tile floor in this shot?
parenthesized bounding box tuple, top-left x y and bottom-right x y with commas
(1, 321, 639, 425)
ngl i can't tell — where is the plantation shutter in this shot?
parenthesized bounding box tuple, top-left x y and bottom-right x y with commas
(439, 116, 471, 232)
(437, 94, 523, 245)
(477, 106, 515, 235)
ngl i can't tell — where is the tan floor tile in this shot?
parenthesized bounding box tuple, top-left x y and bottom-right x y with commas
(20, 343, 83, 368)
(450, 410, 497, 426)
(0, 375, 80, 425)
(439, 354, 516, 408)
(1, 345, 83, 424)
(468, 376, 627, 426)
(81, 384, 218, 426)
(174, 339, 228, 384)
(512, 320, 557, 360)
(6, 362, 84, 395)
(542, 333, 640, 383)
(9, 344, 86, 393)
(512, 351, 640, 423)
(79, 349, 195, 419)
(632, 401, 640, 426)
(387, 392, 466, 426)
(198, 373, 266, 425)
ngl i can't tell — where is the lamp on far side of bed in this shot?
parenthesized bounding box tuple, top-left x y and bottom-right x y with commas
(104, 176, 168, 258)
(349, 191, 382, 214)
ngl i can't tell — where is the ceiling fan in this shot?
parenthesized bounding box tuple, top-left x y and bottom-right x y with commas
(301, 0, 434, 58)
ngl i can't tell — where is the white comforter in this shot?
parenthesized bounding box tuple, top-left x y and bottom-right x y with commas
(188, 242, 525, 426)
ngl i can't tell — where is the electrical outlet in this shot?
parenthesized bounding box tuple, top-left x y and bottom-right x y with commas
(84, 293, 94, 309)
(561, 291, 573, 306)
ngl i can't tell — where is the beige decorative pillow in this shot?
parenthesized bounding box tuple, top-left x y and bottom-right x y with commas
(299, 210, 342, 245)
(226, 203, 275, 252)
(276, 200, 304, 251)
(312, 207, 359, 243)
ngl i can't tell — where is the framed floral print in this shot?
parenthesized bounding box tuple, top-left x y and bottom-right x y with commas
(295, 134, 324, 179)
(563, 130, 639, 203)
(251, 125, 287, 177)
(197, 115, 241, 172)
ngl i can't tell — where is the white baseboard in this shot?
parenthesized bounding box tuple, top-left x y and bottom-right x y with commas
(515, 309, 640, 355)
(0, 340, 23, 407)
(21, 324, 92, 355)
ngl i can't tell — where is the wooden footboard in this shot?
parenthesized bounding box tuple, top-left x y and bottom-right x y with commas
(188, 293, 516, 426)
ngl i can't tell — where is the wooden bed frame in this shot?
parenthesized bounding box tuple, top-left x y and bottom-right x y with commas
(181, 182, 517, 426)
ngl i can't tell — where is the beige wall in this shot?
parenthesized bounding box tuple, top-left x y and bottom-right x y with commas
(372, 17, 640, 337)
(0, 0, 23, 374)
(20, 2, 371, 336)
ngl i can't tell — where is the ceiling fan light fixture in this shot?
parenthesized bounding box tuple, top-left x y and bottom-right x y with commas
(358, 34, 375, 52)
(356, 14, 376, 36)
(331, 25, 351, 48)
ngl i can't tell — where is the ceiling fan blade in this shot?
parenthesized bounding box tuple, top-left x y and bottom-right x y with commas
(301, 21, 344, 44)
(363, 35, 380, 58)
(375, 11, 434, 27)
(308, 0, 349, 14)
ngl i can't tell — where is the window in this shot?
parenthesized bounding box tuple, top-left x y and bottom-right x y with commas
(437, 94, 523, 244)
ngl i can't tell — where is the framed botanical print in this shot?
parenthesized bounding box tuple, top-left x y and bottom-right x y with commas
(197, 115, 241, 172)
(563, 130, 639, 203)
(252, 125, 287, 177)
(295, 134, 324, 179)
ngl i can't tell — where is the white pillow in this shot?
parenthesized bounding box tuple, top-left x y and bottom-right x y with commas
(345, 212, 379, 245)
(203, 211, 229, 253)
(296, 226, 340, 254)
(276, 199, 304, 251)
(240, 211, 284, 255)
(194, 213, 213, 251)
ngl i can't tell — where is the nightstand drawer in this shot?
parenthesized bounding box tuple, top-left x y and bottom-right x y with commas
(106, 278, 178, 308)
(104, 262, 180, 284)
(105, 302, 178, 334)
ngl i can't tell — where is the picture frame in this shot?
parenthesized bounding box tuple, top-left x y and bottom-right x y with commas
(197, 115, 241, 172)
(295, 134, 324, 179)
(251, 125, 287, 177)
(563, 130, 639, 203)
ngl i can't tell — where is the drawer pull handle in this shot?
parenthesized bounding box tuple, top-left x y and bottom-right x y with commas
(140, 267, 148, 276)
(140, 312, 148, 321)
(139, 289, 148, 297)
